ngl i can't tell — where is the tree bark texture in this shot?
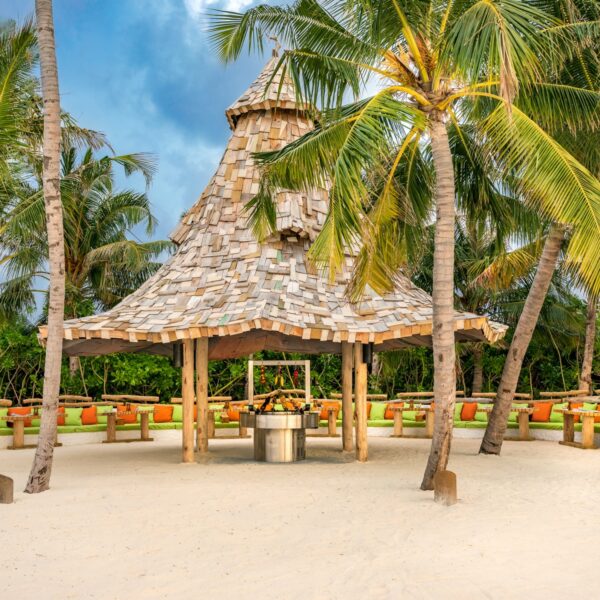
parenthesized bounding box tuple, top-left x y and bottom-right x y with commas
(579, 293, 597, 394)
(421, 115, 457, 491)
(480, 224, 566, 455)
(25, 0, 65, 494)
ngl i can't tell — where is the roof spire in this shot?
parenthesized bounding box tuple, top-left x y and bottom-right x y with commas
(268, 35, 281, 57)
(225, 51, 302, 129)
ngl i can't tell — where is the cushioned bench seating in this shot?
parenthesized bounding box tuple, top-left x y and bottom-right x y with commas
(2, 399, 595, 440)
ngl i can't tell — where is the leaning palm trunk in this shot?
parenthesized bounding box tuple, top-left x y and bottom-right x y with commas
(480, 224, 566, 455)
(579, 293, 597, 393)
(25, 0, 65, 494)
(471, 345, 484, 395)
(420, 115, 456, 491)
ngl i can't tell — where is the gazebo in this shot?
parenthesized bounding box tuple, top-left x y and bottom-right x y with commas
(40, 54, 505, 463)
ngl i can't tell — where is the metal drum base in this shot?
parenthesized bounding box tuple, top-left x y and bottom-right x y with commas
(254, 428, 306, 463)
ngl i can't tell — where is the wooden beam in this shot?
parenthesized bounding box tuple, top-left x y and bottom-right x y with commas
(341, 342, 353, 452)
(354, 342, 368, 462)
(196, 338, 209, 453)
(182, 338, 195, 463)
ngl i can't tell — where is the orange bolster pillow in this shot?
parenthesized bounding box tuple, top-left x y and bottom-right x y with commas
(385, 402, 404, 420)
(8, 407, 33, 427)
(227, 402, 246, 422)
(117, 404, 137, 424)
(154, 405, 173, 423)
(569, 402, 583, 423)
(81, 405, 97, 425)
(530, 402, 552, 422)
(57, 406, 65, 426)
(319, 401, 341, 420)
(460, 403, 478, 421)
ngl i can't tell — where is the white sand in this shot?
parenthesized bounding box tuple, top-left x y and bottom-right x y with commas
(2, 436, 599, 600)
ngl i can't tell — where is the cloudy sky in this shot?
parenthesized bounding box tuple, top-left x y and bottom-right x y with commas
(2, 0, 270, 241)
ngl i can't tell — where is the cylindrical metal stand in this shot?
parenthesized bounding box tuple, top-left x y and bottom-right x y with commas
(240, 412, 318, 463)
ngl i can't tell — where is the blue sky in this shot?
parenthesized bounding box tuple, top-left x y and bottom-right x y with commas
(2, 0, 269, 241)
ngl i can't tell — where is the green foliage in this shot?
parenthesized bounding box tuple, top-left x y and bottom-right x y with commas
(0, 319, 595, 404)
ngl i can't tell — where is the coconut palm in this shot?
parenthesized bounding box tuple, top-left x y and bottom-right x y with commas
(480, 0, 600, 453)
(579, 293, 597, 392)
(25, 0, 63, 494)
(0, 145, 171, 321)
(209, 0, 600, 488)
(0, 20, 37, 213)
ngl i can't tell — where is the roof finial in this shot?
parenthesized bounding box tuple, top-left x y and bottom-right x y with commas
(268, 35, 281, 57)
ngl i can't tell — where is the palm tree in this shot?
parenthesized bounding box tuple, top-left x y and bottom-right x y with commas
(579, 293, 597, 393)
(25, 0, 63, 494)
(0, 20, 37, 214)
(209, 0, 600, 489)
(0, 146, 170, 326)
(480, 0, 600, 453)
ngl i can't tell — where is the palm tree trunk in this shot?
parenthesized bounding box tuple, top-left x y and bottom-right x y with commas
(25, 0, 65, 494)
(471, 345, 483, 395)
(68, 355, 79, 376)
(480, 224, 565, 455)
(420, 115, 456, 491)
(579, 293, 597, 393)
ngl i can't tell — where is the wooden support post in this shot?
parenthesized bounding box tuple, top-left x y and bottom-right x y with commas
(341, 342, 353, 451)
(0, 474, 13, 504)
(518, 411, 530, 441)
(392, 409, 403, 437)
(208, 411, 216, 438)
(562, 413, 575, 444)
(582, 414, 596, 449)
(140, 412, 151, 441)
(12, 419, 25, 449)
(354, 342, 368, 462)
(433, 470, 458, 506)
(106, 413, 116, 443)
(195, 338, 209, 454)
(425, 409, 435, 438)
(182, 338, 195, 463)
(327, 409, 337, 436)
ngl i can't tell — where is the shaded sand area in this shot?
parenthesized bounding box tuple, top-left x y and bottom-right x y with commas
(2, 436, 599, 600)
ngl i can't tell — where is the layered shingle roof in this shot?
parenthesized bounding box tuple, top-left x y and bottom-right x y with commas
(41, 56, 506, 358)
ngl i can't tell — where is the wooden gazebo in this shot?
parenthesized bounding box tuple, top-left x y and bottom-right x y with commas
(40, 55, 506, 463)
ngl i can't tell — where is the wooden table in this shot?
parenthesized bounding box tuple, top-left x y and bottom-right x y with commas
(1, 411, 62, 450)
(103, 408, 154, 444)
(507, 406, 534, 441)
(1, 415, 36, 450)
(389, 404, 433, 438)
(559, 409, 599, 450)
(206, 408, 251, 440)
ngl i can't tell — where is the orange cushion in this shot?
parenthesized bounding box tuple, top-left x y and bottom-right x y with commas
(81, 405, 97, 425)
(460, 403, 478, 421)
(57, 406, 65, 426)
(8, 407, 33, 427)
(319, 401, 341, 420)
(154, 405, 173, 423)
(570, 402, 583, 423)
(117, 404, 137, 424)
(530, 402, 552, 422)
(227, 402, 246, 422)
(385, 402, 404, 420)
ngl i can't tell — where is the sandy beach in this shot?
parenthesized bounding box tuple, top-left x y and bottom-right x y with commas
(2, 436, 599, 600)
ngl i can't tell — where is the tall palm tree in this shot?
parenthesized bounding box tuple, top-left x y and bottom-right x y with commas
(0, 146, 170, 323)
(25, 0, 63, 494)
(0, 20, 37, 214)
(579, 293, 597, 393)
(209, 0, 600, 489)
(480, 0, 600, 453)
